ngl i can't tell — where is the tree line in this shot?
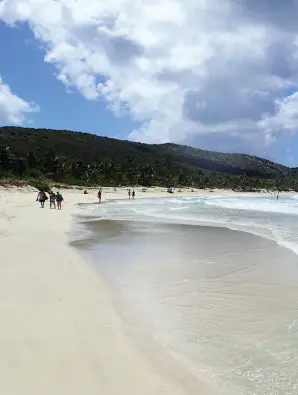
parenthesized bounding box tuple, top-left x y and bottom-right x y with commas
(1, 144, 297, 192)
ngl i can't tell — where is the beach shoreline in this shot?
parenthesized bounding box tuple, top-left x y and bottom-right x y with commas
(1, 185, 298, 394)
(0, 186, 228, 395)
(76, 218, 298, 395)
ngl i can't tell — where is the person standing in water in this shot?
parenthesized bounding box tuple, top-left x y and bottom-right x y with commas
(132, 190, 135, 200)
(49, 191, 56, 209)
(97, 189, 102, 203)
(55, 191, 64, 210)
(128, 189, 131, 199)
(36, 190, 48, 208)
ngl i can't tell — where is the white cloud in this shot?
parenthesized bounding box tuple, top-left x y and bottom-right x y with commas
(0, 76, 39, 124)
(1, 0, 298, 153)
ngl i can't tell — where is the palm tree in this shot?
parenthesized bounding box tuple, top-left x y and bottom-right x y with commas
(71, 159, 86, 179)
(139, 163, 156, 186)
(102, 160, 118, 184)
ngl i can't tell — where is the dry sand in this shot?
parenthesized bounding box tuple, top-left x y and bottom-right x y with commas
(0, 185, 232, 395)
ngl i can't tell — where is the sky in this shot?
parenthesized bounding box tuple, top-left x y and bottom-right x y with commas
(1, 0, 298, 166)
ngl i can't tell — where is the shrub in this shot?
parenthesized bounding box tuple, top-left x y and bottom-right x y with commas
(26, 168, 44, 179)
(29, 179, 51, 192)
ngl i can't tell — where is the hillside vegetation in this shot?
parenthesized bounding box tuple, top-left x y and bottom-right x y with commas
(0, 126, 296, 191)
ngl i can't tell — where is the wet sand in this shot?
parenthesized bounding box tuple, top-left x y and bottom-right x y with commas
(74, 219, 298, 395)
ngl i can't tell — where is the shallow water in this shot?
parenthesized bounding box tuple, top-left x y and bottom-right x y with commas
(78, 194, 298, 254)
(73, 195, 298, 394)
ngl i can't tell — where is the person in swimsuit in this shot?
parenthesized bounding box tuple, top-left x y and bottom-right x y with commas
(98, 190, 102, 203)
(132, 190, 135, 200)
(36, 190, 47, 208)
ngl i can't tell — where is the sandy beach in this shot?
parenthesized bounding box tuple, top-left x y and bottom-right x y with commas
(0, 186, 227, 395)
(1, 185, 297, 395)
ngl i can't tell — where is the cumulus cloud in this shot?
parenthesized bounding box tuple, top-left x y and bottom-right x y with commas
(0, 76, 39, 124)
(1, 0, 298, 154)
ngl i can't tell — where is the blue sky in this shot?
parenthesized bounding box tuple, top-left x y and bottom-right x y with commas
(1, 1, 298, 166)
(0, 21, 135, 139)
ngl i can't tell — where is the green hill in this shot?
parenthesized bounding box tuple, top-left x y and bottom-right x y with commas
(158, 143, 290, 178)
(0, 126, 296, 190)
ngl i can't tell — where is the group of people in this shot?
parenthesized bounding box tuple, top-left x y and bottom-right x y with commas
(36, 190, 64, 209)
(37, 187, 136, 209)
(128, 189, 135, 199)
(97, 188, 135, 202)
(91, 188, 136, 201)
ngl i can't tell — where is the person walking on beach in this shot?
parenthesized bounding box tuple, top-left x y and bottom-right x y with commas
(49, 191, 56, 209)
(55, 191, 64, 210)
(132, 190, 135, 200)
(97, 189, 102, 203)
(36, 190, 48, 208)
(128, 189, 131, 199)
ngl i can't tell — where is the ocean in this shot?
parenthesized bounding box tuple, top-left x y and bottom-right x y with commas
(73, 194, 298, 394)
(78, 194, 298, 255)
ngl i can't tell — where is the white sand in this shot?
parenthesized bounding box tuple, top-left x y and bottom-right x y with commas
(0, 185, 232, 395)
(2, 184, 289, 394)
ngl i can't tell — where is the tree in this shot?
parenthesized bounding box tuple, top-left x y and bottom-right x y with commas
(71, 159, 86, 179)
(0, 126, 297, 191)
(27, 152, 38, 168)
(15, 157, 27, 176)
(0, 146, 10, 170)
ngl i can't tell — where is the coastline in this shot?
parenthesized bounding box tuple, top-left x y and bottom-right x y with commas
(1, 185, 298, 394)
(0, 186, 224, 395)
(75, 219, 298, 394)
